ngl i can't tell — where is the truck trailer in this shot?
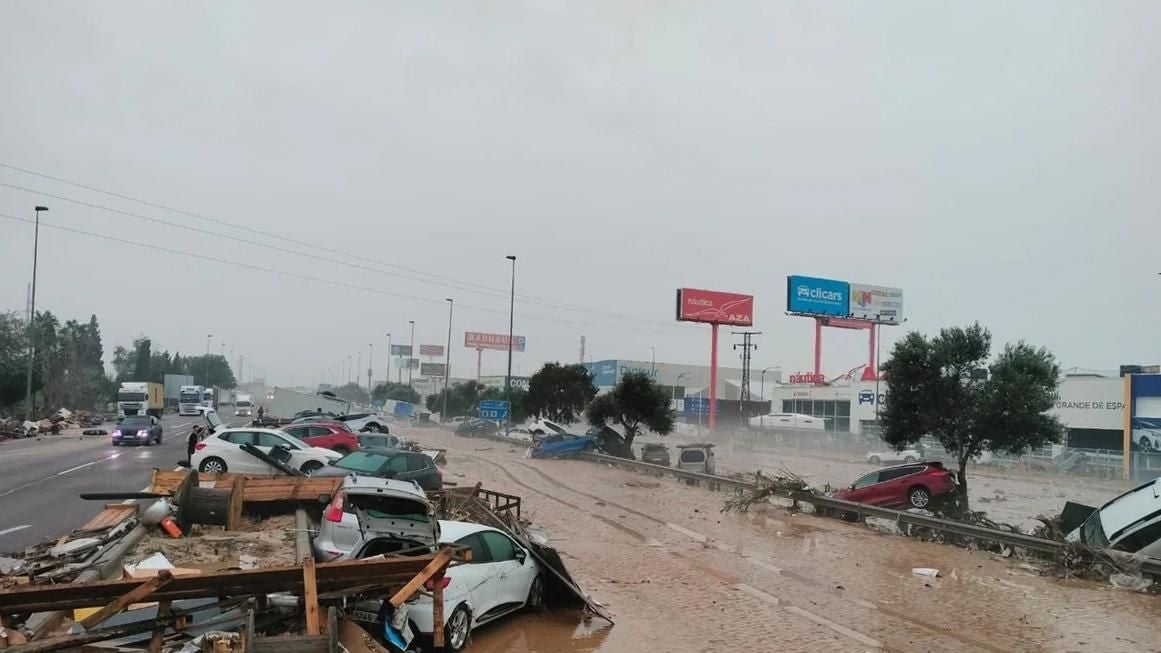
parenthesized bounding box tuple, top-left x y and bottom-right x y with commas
(117, 382, 164, 418)
(267, 387, 350, 421)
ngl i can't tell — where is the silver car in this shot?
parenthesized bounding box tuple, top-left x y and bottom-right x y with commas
(313, 474, 439, 562)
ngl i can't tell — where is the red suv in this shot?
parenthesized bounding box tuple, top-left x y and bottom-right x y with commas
(283, 422, 360, 455)
(834, 462, 956, 510)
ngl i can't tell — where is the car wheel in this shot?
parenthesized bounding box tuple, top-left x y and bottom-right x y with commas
(156, 433, 162, 445)
(525, 574, 545, 611)
(903, 455, 916, 463)
(300, 461, 324, 476)
(869, 455, 881, 465)
(446, 604, 471, 653)
(908, 486, 931, 509)
(1140, 437, 1154, 452)
(199, 457, 227, 474)
(364, 423, 382, 433)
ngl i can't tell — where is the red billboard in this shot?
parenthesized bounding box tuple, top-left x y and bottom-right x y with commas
(675, 288, 755, 326)
(419, 344, 445, 357)
(465, 332, 527, 352)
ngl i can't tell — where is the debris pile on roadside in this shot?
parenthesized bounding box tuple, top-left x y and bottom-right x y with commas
(0, 407, 108, 440)
(720, 470, 811, 513)
(0, 461, 610, 652)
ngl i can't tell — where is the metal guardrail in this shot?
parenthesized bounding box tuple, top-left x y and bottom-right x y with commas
(579, 452, 1161, 576)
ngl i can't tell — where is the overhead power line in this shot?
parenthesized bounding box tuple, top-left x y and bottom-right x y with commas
(0, 212, 682, 334)
(0, 163, 689, 330)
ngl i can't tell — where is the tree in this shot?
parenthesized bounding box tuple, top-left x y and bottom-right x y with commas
(586, 372, 674, 448)
(372, 382, 421, 405)
(879, 323, 1064, 512)
(333, 382, 370, 405)
(526, 363, 597, 423)
(133, 338, 152, 381)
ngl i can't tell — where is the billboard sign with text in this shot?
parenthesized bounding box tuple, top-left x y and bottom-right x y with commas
(786, 276, 849, 317)
(419, 344, 445, 357)
(675, 288, 754, 326)
(465, 332, 526, 352)
(390, 344, 413, 357)
(848, 283, 904, 324)
(420, 362, 447, 377)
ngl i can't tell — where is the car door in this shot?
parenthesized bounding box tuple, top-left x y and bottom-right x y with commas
(219, 431, 266, 473)
(402, 454, 437, 490)
(869, 467, 920, 506)
(845, 471, 882, 503)
(283, 425, 311, 443)
(478, 531, 535, 610)
(452, 532, 501, 622)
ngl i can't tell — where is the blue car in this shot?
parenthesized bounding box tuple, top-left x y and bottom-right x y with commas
(528, 432, 598, 458)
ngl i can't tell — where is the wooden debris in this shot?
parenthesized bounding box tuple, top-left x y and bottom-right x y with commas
(79, 570, 174, 630)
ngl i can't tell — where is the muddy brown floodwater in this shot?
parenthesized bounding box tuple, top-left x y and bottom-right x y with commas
(406, 427, 1161, 653)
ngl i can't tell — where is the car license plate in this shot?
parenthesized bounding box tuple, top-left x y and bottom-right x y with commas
(351, 609, 379, 623)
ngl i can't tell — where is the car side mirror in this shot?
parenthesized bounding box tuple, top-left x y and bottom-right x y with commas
(515, 548, 527, 565)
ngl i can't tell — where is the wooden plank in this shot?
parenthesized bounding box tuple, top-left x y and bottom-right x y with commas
(432, 570, 445, 652)
(388, 548, 456, 608)
(147, 600, 170, 653)
(79, 571, 174, 630)
(227, 476, 245, 531)
(302, 557, 320, 636)
(0, 553, 450, 612)
(336, 620, 389, 653)
(250, 635, 328, 653)
(80, 505, 137, 531)
(326, 607, 337, 653)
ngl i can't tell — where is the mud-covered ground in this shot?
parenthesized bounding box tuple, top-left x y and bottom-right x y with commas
(406, 426, 1159, 653)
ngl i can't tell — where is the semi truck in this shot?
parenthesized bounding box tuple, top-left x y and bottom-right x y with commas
(179, 385, 205, 416)
(234, 394, 254, 417)
(117, 382, 164, 418)
(201, 387, 218, 409)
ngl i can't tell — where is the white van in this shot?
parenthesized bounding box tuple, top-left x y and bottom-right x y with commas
(1069, 477, 1161, 557)
(748, 412, 827, 431)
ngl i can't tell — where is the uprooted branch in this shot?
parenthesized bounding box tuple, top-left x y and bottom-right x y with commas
(721, 470, 810, 513)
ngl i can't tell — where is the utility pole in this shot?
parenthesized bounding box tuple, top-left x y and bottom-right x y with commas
(442, 298, 453, 420)
(385, 333, 392, 390)
(505, 255, 517, 433)
(732, 331, 761, 402)
(579, 336, 585, 365)
(24, 206, 48, 420)
(368, 343, 374, 398)
(205, 334, 213, 387)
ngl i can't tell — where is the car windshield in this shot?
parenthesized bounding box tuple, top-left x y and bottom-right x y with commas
(120, 417, 150, 428)
(236, 400, 252, 407)
(679, 450, 705, 463)
(180, 393, 199, 402)
(117, 392, 146, 402)
(1079, 511, 1110, 548)
(334, 451, 391, 473)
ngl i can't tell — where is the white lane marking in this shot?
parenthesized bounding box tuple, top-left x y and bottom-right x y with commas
(174, 422, 192, 429)
(57, 461, 98, 476)
(0, 525, 32, 537)
(784, 605, 883, 649)
(736, 583, 781, 606)
(666, 522, 707, 542)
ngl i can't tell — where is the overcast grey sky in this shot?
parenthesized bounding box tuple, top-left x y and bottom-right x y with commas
(2, 1, 1158, 386)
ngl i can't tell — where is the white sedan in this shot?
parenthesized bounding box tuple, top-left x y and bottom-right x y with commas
(355, 520, 543, 652)
(191, 427, 341, 475)
(866, 448, 923, 465)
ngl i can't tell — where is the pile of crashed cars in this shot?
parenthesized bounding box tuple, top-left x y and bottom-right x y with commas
(0, 408, 607, 653)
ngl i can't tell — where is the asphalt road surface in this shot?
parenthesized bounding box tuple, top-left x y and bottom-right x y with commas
(0, 409, 245, 552)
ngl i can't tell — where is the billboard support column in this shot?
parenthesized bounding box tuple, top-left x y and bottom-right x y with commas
(813, 318, 823, 377)
(709, 323, 719, 429)
(861, 324, 879, 382)
(476, 348, 482, 382)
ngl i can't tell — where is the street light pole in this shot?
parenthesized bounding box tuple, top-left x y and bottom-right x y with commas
(443, 298, 454, 420)
(348, 355, 353, 385)
(759, 366, 780, 429)
(650, 346, 656, 376)
(408, 321, 415, 388)
(385, 333, 392, 388)
(674, 371, 691, 411)
(368, 343, 374, 398)
(505, 255, 516, 432)
(24, 205, 48, 420)
(205, 335, 213, 387)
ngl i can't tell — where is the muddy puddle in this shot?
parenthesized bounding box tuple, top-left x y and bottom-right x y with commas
(463, 610, 623, 653)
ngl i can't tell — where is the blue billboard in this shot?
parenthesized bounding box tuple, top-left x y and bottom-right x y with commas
(583, 361, 619, 387)
(787, 276, 850, 317)
(683, 397, 710, 416)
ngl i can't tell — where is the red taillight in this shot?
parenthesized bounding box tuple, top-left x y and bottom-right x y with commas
(424, 576, 451, 590)
(194, 442, 206, 451)
(325, 492, 345, 523)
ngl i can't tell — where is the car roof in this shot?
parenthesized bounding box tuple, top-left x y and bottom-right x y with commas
(437, 519, 503, 543)
(350, 446, 410, 456)
(216, 427, 291, 436)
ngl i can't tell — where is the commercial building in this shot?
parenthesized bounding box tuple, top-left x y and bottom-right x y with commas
(764, 372, 1161, 456)
(582, 359, 779, 400)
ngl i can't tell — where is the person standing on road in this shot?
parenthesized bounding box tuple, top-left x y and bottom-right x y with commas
(187, 425, 202, 462)
(257, 405, 265, 420)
